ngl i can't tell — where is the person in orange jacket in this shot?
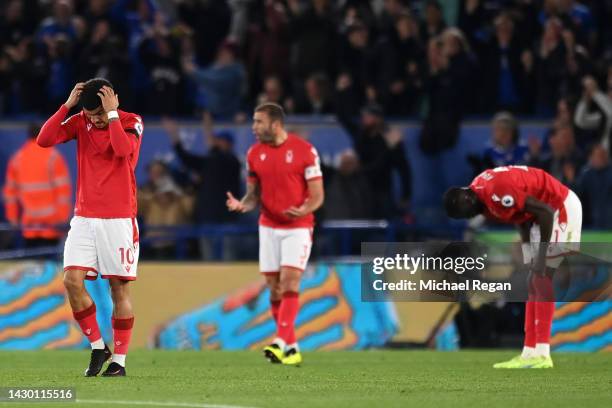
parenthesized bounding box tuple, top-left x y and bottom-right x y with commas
(3, 123, 72, 247)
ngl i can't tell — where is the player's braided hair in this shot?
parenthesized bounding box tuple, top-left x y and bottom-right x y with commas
(80, 78, 114, 110)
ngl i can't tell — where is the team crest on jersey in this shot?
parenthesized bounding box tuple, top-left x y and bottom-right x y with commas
(286, 150, 293, 163)
(260, 153, 266, 161)
(501, 195, 514, 207)
(87, 123, 92, 131)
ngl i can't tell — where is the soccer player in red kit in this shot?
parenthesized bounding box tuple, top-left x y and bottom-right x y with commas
(226, 103, 324, 365)
(444, 165, 582, 368)
(37, 78, 143, 376)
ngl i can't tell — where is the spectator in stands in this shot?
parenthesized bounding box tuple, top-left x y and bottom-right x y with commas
(109, 0, 158, 103)
(534, 18, 568, 115)
(3, 123, 71, 248)
(419, 1, 446, 43)
(529, 125, 584, 188)
(470, 112, 529, 175)
(420, 28, 473, 154)
(375, 11, 425, 116)
(293, 72, 334, 115)
(337, 103, 412, 218)
(245, 0, 291, 100)
(256, 76, 289, 111)
(0, 0, 37, 47)
(183, 40, 245, 120)
(44, 33, 75, 110)
(324, 149, 374, 220)
(377, 0, 408, 39)
(287, 0, 337, 82)
(574, 75, 612, 154)
(138, 159, 193, 259)
(82, 0, 113, 26)
(577, 144, 612, 228)
(37, 0, 82, 46)
(77, 20, 130, 105)
(138, 25, 182, 115)
(162, 116, 241, 259)
(480, 13, 532, 114)
(335, 21, 377, 112)
(174, 0, 231, 67)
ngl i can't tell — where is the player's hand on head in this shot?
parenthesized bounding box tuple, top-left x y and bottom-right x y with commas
(97, 86, 119, 112)
(65, 82, 85, 109)
(226, 191, 245, 212)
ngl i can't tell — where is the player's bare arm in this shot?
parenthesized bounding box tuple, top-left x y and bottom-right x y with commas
(227, 182, 260, 213)
(284, 179, 324, 218)
(523, 196, 555, 273)
(37, 82, 84, 147)
(516, 221, 532, 243)
(98, 86, 135, 158)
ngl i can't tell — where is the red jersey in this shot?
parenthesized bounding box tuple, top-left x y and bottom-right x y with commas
(469, 166, 569, 224)
(247, 133, 322, 228)
(37, 105, 143, 218)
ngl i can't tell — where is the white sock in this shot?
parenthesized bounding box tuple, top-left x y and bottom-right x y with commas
(111, 354, 126, 367)
(521, 346, 535, 359)
(286, 342, 300, 352)
(535, 343, 550, 358)
(272, 337, 286, 352)
(91, 338, 105, 350)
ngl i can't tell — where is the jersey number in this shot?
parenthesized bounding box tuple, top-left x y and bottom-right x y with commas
(119, 247, 135, 265)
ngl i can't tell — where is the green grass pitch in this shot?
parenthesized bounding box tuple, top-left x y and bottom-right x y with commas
(0, 350, 611, 408)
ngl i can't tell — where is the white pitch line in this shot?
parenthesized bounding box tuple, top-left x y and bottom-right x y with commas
(76, 399, 259, 408)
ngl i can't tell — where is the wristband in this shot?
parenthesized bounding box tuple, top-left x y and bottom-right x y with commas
(107, 110, 119, 120)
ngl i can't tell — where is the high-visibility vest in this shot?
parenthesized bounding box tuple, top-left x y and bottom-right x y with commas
(3, 140, 72, 239)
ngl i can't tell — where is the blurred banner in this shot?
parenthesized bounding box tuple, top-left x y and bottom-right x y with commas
(155, 263, 399, 350)
(0, 261, 112, 349)
(1, 260, 610, 351)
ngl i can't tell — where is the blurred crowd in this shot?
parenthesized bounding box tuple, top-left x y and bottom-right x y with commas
(0, 0, 611, 121)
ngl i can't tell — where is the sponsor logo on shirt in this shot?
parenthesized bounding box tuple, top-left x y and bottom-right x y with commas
(260, 153, 266, 161)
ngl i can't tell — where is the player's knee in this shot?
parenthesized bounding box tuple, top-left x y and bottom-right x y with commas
(279, 276, 300, 293)
(63, 271, 84, 293)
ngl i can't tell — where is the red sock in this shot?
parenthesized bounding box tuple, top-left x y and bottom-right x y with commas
(270, 300, 281, 323)
(73, 303, 101, 343)
(112, 317, 134, 355)
(533, 274, 554, 302)
(535, 302, 555, 343)
(524, 301, 536, 348)
(277, 291, 299, 344)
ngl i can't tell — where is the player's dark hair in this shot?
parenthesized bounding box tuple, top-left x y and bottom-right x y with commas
(443, 187, 472, 219)
(255, 102, 285, 125)
(80, 78, 113, 111)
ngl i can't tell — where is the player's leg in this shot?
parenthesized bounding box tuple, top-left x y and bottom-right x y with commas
(259, 226, 284, 363)
(94, 218, 139, 376)
(277, 228, 312, 365)
(263, 273, 281, 324)
(277, 265, 303, 365)
(63, 216, 111, 376)
(102, 278, 134, 377)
